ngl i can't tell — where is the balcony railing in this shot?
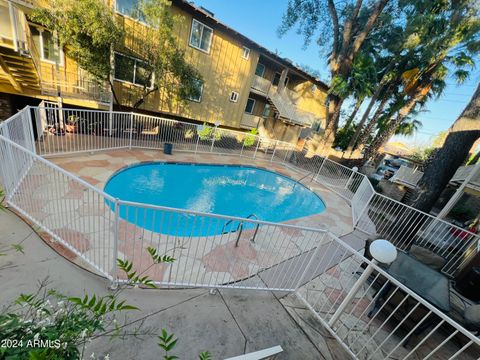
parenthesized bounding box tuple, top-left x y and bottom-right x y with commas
(240, 113, 262, 129)
(41, 68, 110, 104)
(451, 165, 480, 189)
(251, 74, 271, 94)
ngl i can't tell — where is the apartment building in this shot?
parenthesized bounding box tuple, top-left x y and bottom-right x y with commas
(0, 0, 328, 143)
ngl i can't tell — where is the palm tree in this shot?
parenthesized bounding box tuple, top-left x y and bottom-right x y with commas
(394, 119, 422, 136)
(359, 0, 480, 164)
(279, 0, 391, 146)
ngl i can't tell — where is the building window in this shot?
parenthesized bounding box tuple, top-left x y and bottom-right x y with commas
(187, 79, 204, 102)
(311, 84, 317, 92)
(244, 98, 255, 114)
(262, 103, 271, 118)
(189, 19, 213, 53)
(30, 27, 63, 65)
(115, 0, 145, 21)
(242, 47, 250, 60)
(255, 63, 265, 77)
(114, 53, 152, 87)
(230, 91, 239, 102)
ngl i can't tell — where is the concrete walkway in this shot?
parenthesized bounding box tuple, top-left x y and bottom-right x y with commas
(0, 209, 350, 359)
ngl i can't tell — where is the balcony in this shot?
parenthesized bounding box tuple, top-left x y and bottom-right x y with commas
(250, 75, 319, 127)
(250, 74, 271, 94)
(240, 113, 262, 129)
(267, 86, 316, 127)
(41, 69, 110, 104)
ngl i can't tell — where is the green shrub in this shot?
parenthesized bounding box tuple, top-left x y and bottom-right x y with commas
(243, 128, 258, 147)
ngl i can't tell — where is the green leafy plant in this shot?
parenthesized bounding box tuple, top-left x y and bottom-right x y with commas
(243, 128, 258, 147)
(31, 0, 201, 110)
(197, 123, 221, 141)
(0, 245, 212, 359)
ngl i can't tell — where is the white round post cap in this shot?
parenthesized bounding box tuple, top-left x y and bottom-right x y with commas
(370, 239, 398, 264)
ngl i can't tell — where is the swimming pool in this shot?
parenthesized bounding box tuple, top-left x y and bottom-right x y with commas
(104, 163, 326, 236)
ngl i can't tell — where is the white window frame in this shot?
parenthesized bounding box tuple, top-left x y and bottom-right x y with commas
(38, 29, 64, 66)
(255, 63, 265, 77)
(114, 0, 147, 24)
(262, 103, 271, 118)
(242, 46, 250, 60)
(245, 98, 256, 114)
(113, 52, 154, 89)
(230, 91, 239, 102)
(187, 79, 204, 103)
(189, 19, 213, 54)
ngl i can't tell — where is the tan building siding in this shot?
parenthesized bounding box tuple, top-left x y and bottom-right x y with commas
(0, 0, 329, 143)
(114, 9, 260, 128)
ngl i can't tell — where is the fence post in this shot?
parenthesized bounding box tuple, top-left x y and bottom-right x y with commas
(210, 122, 219, 153)
(314, 157, 327, 181)
(270, 140, 278, 162)
(328, 260, 378, 327)
(110, 198, 120, 289)
(345, 166, 358, 189)
(128, 113, 134, 149)
(1, 126, 15, 199)
(295, 235, 324, 289)
(195, 130, 200, 155)
(283, 146, 290, 163)
(253, 137, 260, 159)
(328, 239, 397, 327)
(25, 106, 36, 154)
(354, 190, 375, 229)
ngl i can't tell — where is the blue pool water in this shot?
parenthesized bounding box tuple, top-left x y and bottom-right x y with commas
(104, 163, 326, 236)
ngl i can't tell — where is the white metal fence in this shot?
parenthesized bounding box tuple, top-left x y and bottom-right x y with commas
(11, 105, 480, 278)
(296, 236, 480, 360)
(1, 106, 479, 359)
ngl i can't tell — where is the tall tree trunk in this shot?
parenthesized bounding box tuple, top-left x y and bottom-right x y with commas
(324, 0, 390, 145)
(346, 62, 397, 153)
(363, 115, 401, 165)
(343, 98, 363, 129)
(346, 96, 377, 152)
(409, 83, 480, 213)
(362, 81, 433, 164)
(347, 87, 392, 155)
(323, 95, 344, 147)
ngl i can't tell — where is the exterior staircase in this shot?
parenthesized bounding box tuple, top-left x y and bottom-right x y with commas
(267, 86, 316, 127)
(0, 1, 41, 93)
(0, 47, 41, 92)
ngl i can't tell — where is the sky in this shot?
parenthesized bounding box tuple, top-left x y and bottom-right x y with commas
(194, 0, 480, 149)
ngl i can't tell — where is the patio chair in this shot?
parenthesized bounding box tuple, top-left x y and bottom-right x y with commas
(408, 244, 447, 271)
(141, 125, 159, 136)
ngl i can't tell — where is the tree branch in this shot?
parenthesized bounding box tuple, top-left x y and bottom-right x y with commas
(327, 0, 340, 69)
(133, 85, 159, 109)
(350, 0, 389, 61)
(340, 0, 363, 62)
